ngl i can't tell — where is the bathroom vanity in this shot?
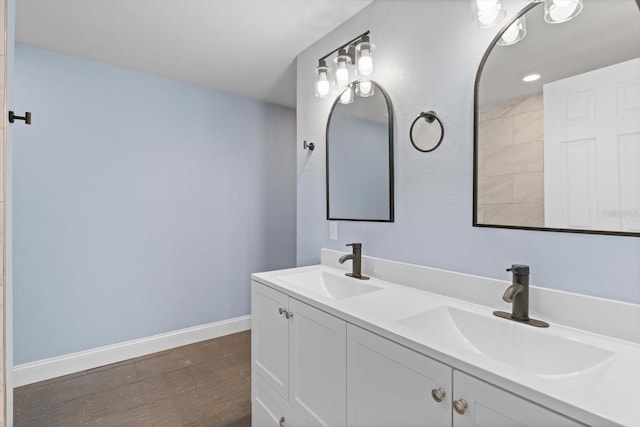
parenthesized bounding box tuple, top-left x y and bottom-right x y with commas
(251, 250, 640, 427)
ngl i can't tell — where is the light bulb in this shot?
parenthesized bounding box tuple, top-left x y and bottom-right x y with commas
(355, 37, 375, 78)
(478, 8, 499, 25)
(473, 0, 505, 28)
(339, 87, 354, 104)
(358, 50, 373, 76)
(314, 60, 331, 98)
(545, 0, 583, 23)
(523, 73, 541, 82)
(336, 64, 349, 87)
(502, 22, 519, 43)
(316, 74, 330, 97)
(498, 16, 526, 46)
(333, 50, 352, 89)
(476, 0, 499, 11)
(356, 81, 374, 98)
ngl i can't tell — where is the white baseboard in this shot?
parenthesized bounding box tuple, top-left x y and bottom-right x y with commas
(13, 315, 251, 387)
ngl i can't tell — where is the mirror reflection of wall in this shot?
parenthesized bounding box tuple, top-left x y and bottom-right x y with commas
(475, 0, 640, 235)
(327, 81, 394, 221)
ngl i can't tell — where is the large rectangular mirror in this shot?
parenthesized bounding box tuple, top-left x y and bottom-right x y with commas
(474, 0, 640, 236)
(326, 81, 394, 221)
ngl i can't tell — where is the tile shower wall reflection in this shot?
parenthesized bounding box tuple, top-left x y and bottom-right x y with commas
(477, 93, 544, 227)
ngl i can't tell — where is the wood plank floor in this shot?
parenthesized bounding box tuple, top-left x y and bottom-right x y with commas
(14, 330, 251, 427)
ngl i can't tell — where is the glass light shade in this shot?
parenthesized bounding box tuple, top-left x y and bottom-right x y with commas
(333, 51, 353, 89)
(355, 80, 375, 98)
(355, 41, 375, 78)
(472, 0, 506, 28)
(339, 86, 354, 104)
(544, 0, 583, 23)
(497, 16, 527, 46)
(314, 63, 331, 98)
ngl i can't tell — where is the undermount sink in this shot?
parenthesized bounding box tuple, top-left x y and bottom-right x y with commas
(278, 270, 383, 300)
(399, 306, 616, 377)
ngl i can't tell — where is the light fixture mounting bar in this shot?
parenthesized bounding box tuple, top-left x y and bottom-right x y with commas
(318, 30, 370, 62)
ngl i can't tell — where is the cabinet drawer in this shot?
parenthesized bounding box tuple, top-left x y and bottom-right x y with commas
(253, 373, 308, 427)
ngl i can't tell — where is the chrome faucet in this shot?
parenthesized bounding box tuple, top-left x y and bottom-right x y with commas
(494, 264, 549, 328)
(338, 243, 369, 280)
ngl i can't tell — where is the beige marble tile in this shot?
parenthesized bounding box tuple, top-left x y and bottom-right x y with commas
(478, 174, 514, 205)
(477, 146, 485, 172)
(479, 93, 543, 121)
(483, 141, 543, 176)
(479, 116, 512, 153)
(512, 93, 543, 115)
(513, 110, 543, 145)
(514, 172, 544, 204)
(483, 203, 544, 227)
(479, 98, 515, 121)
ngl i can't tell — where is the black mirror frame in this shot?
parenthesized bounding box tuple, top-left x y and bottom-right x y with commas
(326, 80, 395, 222)
(472, 0, 640, 238)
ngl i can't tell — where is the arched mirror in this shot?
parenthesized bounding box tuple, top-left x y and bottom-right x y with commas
(326, 81, 394, 221)
(474, 0, 640, 236)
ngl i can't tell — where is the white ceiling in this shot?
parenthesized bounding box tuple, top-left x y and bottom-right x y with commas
(16, 0, 373, 108)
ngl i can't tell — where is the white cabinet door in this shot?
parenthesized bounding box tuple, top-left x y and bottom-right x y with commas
(346, 324, 452, 427)
(289, 298, 347, 427)
(252, 281, 290, 400)
(452, 371, 583, 427)
(253, 373, 308, 427)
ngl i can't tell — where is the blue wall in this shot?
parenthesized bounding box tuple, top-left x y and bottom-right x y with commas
(296, 0, 640, 304)
(13, 44, 297, 364)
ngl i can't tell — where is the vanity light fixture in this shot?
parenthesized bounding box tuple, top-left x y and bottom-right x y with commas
(314, 31, 374, 99)
(489, 0, 583, 48)
(497, 16, 527, 46)
(472, 0, 506, 28)
(522, 73, 541, 82)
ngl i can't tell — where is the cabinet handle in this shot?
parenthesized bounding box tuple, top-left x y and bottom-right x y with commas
(279, 416, 286, 426)
(431, 388, 446, 402)
(453, 399, 468, 415)
(285, 310, 294, 319)
(278, 307, 286, 316)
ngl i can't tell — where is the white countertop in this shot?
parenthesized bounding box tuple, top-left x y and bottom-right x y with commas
(252, 254, 640, 427)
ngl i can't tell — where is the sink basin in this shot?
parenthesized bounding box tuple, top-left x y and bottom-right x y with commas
(399, 306, 615, 377)
(278, 270, 383, 300)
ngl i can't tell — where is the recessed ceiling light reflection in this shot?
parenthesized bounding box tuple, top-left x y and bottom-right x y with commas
(523, 74, 541, 82)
